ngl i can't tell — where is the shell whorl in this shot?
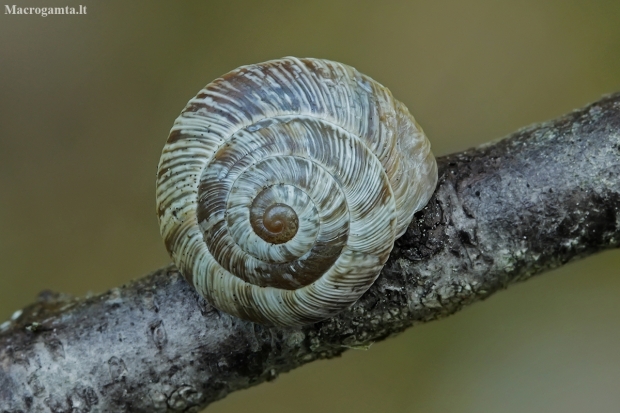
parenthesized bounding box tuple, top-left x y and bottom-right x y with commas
(156, 57, 437, 326)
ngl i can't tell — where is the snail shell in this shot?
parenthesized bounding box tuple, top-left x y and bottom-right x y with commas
(156, 57, 437, 326)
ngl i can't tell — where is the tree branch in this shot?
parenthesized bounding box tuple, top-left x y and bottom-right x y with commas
(1, 93, 620, 412)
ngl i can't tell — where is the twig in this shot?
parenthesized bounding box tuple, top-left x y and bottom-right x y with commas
(1, 93, 619, 412)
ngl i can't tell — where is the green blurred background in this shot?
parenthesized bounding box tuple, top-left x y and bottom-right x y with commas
(1, 1, 620, 412)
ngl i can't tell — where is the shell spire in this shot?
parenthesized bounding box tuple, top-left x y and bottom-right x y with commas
(156, 57, 437, 326)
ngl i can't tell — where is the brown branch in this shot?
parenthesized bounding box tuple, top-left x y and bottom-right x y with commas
(1, 93, 620, 412)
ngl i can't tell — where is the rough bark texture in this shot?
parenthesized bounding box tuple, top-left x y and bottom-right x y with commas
(1, 94, 620, 412)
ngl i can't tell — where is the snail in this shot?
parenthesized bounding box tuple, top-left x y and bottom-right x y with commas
(156, 57, 437, 326)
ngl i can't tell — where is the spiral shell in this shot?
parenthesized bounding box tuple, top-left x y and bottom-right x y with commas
(156, 57, 437, 326)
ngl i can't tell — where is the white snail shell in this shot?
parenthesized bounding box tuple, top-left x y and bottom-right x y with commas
(156, 57, 437, 326)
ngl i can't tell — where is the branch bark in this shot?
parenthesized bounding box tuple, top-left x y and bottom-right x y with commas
(1, 93, 620, 412)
